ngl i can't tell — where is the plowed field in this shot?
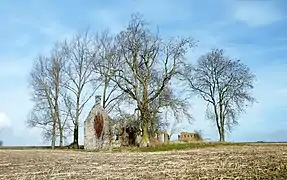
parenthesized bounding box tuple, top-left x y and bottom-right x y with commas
(0, 145, 286, 179)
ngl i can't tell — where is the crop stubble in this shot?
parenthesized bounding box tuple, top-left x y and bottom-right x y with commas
(0, 145, 286, 179)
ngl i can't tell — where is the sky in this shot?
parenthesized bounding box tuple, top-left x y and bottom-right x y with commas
(0, 0, 287, 146)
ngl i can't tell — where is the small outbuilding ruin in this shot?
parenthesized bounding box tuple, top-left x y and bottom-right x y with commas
(178, 132, 202, 142)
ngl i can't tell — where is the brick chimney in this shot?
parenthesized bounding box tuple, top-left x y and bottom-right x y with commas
(95, 95, 101, 106)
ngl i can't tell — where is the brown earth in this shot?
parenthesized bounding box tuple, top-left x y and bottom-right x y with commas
(0, 145, 286, 179)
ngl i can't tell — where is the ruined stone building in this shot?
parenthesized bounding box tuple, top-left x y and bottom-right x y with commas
(84, 96, 114, 150)
(178, 132, 202, 142)
(84, 96, 172, 149)
(84, 96, 142, 149)
(114, 116, 143, 147)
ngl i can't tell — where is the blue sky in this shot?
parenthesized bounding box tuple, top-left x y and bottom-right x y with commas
(0, 0, 287, 145)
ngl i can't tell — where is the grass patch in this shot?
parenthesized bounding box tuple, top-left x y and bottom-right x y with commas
(1, 142, 286, 152)
(110, 141, 287, 153)
(0, 145, 84, 150)
(109, 142, 250, 153)
(137, 142, 248, 152)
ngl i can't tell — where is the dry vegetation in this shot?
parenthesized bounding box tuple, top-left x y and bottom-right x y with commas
(0, 144, 287, 179)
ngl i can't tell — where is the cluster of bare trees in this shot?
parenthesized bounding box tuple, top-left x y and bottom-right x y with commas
(27, 14, 256, 148)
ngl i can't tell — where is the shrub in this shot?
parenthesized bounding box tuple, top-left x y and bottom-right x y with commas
(194, 130, 203, 141)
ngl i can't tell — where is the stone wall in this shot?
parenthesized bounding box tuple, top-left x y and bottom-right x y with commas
(115, 122, 140, 147)
(84, 97, 113, 150)
(178, 132, 201, 142)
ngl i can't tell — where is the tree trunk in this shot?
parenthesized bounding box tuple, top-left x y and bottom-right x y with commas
(149, 116, 156, 142)
(102, 77, 108, 109)
(164, 132, 169, 145)
(73, 125, 79, 149)
(59, 128, 63, 146)
(51, 117, 56, 149)
(140, 83, 150, 147)
(219, 101, 225, 142)
(212, 104, 222, 142)
(55, 102, 63, 146)
(141, 122, 149, 147)
(219, 126, 225, 142)
(73, 97, 80, 149)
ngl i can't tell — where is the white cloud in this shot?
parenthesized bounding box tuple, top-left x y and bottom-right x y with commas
(229, 1, 283, 27)
(0, 113, 11, 130)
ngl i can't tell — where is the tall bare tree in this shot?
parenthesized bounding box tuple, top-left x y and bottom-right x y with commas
(148, 78, 192, 139)
(107, 14, 195, 146)
(92, 31, 124, 114)
(27, 45, 67, 148)
(62, 31, 99, 148)
(185, 49, 256, 142)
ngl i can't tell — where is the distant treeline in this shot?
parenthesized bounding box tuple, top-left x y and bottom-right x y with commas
(0, 145, 85, 150)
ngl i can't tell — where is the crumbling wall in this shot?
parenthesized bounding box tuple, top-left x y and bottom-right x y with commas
(115, 122, 140, 147)
(178, 132, 201, 142)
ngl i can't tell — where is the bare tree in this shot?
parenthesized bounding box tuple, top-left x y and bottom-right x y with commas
(149, 79, 193, 137)
(92, 31, 124, 114)
(162, 111, 184, 142)
(185, 49, 256, 142)
(143, 82, 192, 145)
(107, 14, 195, 146)
(27, 45, 67, 148)
(27, 104, 53, 144)
(62, 30, 99, 148)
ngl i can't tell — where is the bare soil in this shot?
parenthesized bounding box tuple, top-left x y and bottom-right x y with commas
(0, 145, 286, 179)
